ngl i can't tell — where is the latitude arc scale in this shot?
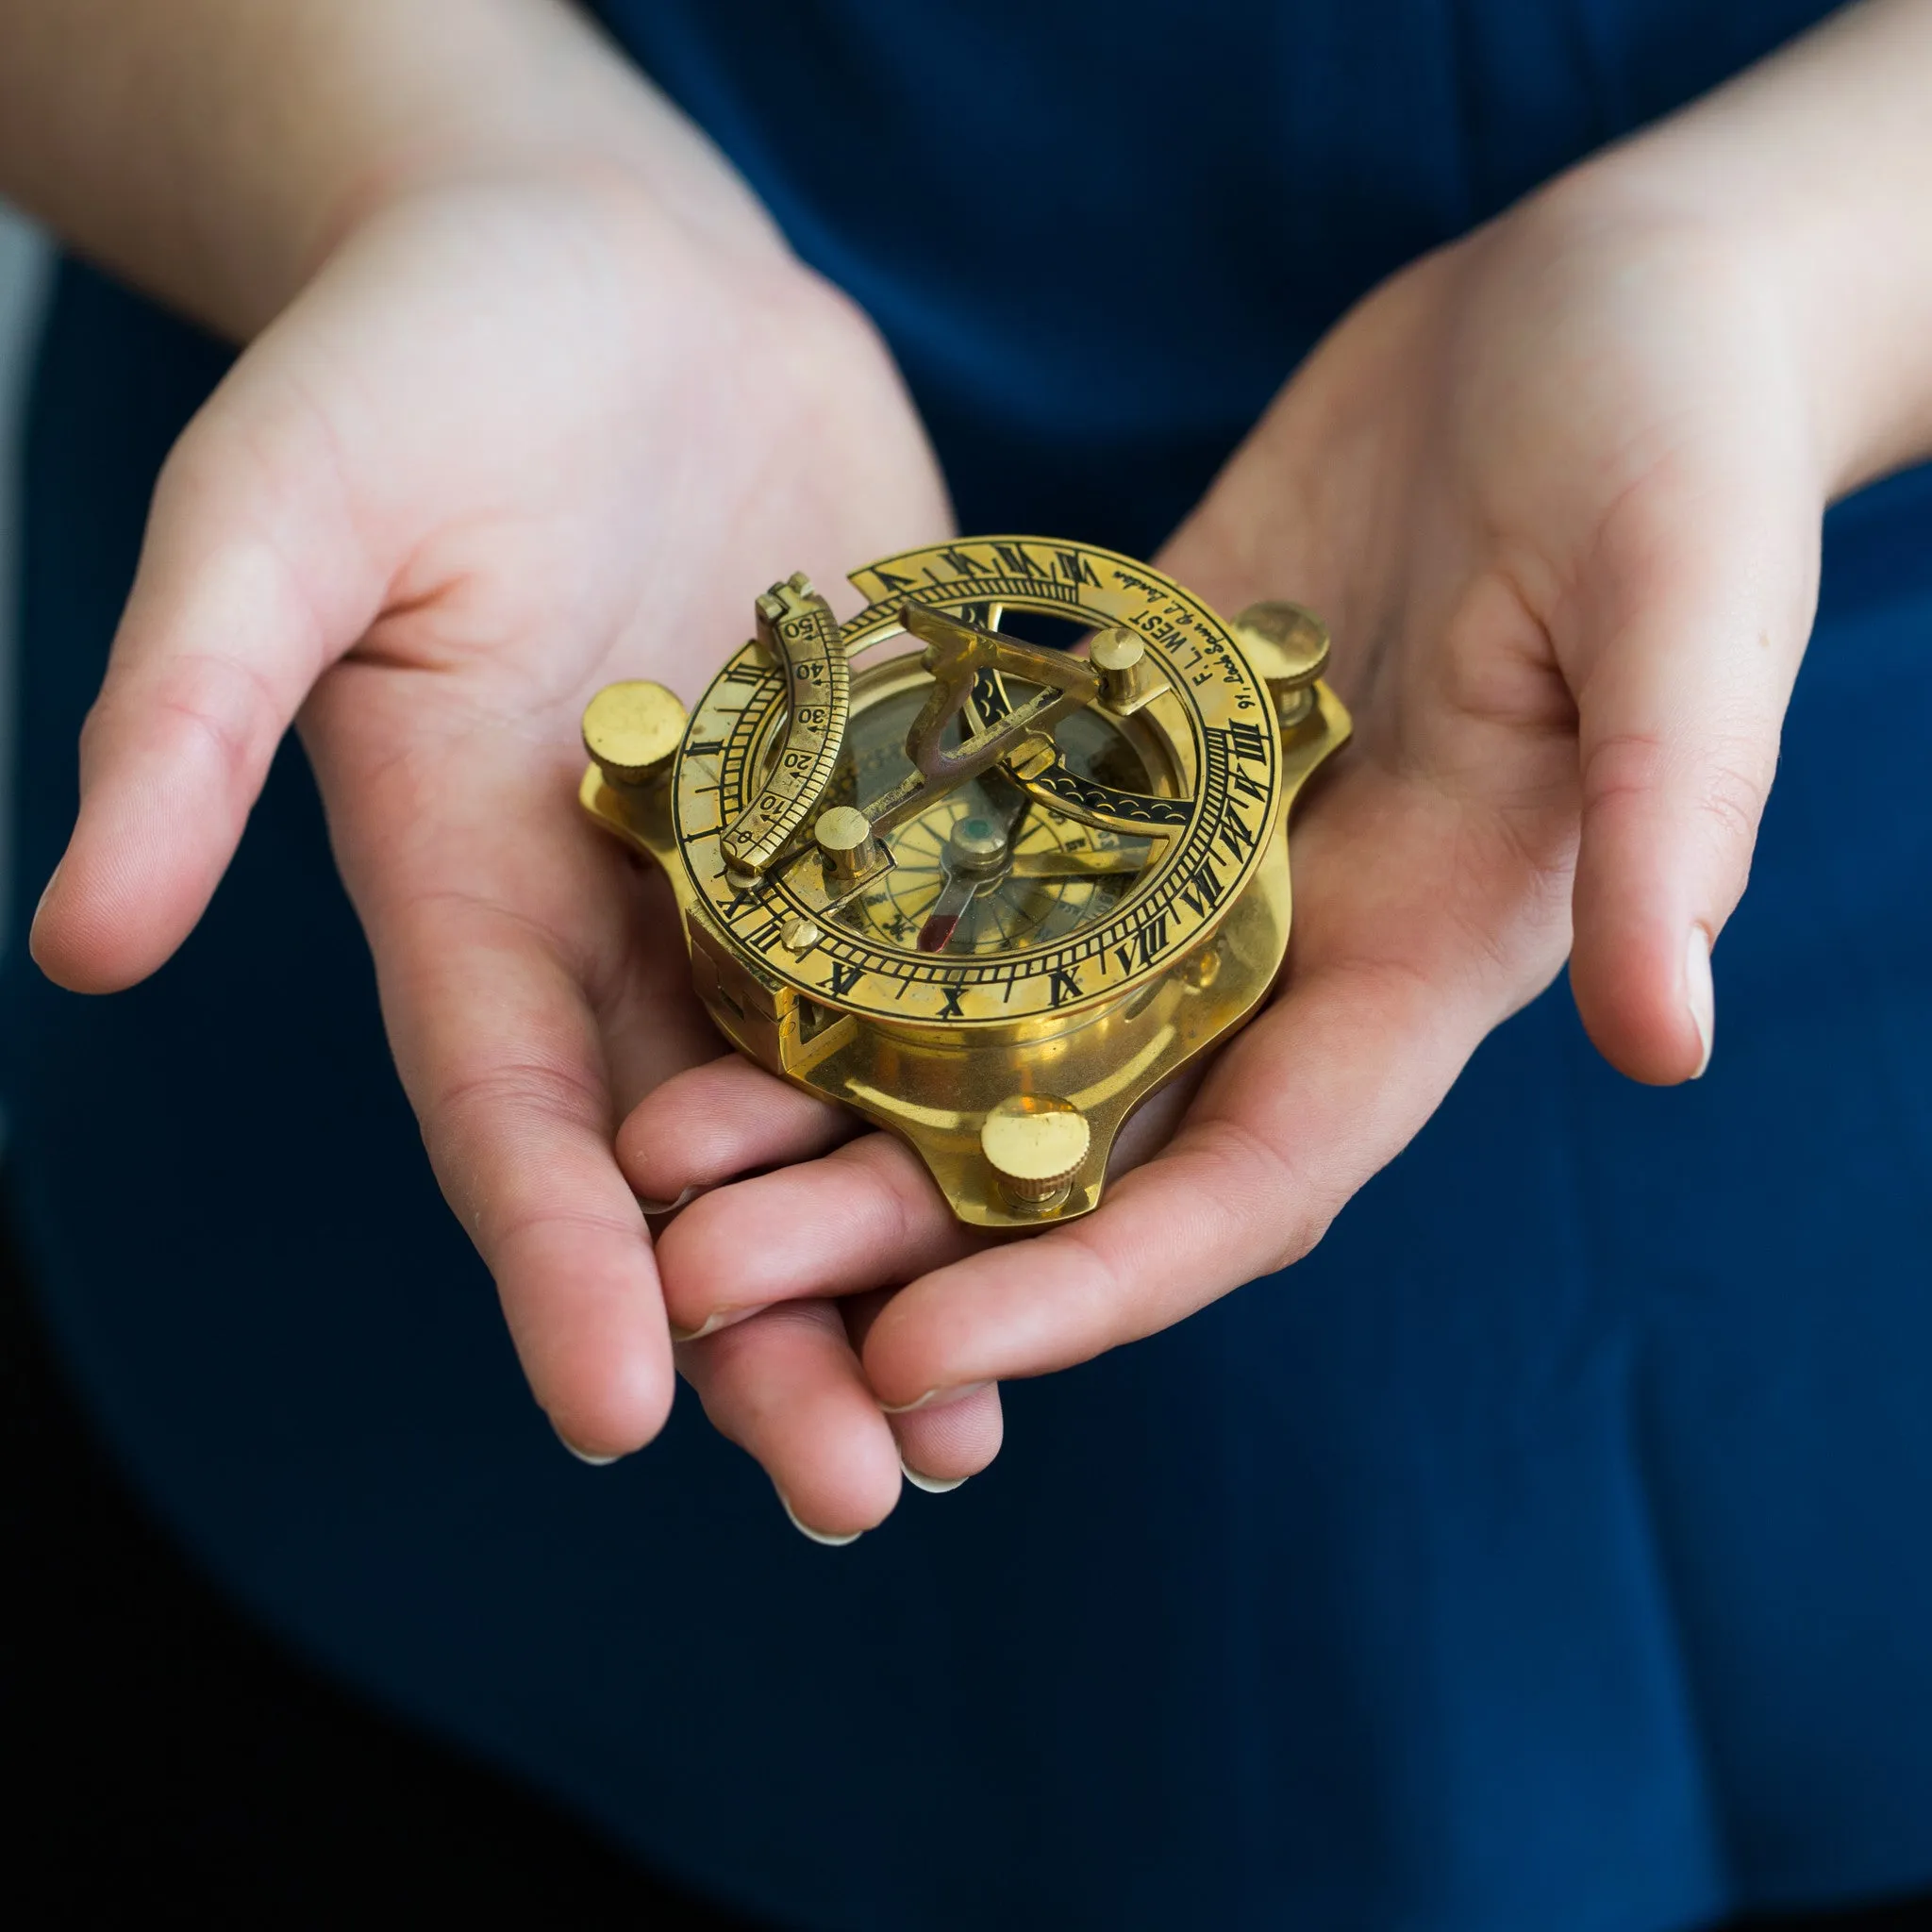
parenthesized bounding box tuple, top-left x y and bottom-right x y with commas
(579, 537, 1350, 1228)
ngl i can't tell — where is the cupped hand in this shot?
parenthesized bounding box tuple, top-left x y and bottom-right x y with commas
(622, 162, 1827, 1517)
(27, 163, 969, 1494)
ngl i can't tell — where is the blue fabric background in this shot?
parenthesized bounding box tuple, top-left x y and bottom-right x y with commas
(7, 4, 1932, 1927)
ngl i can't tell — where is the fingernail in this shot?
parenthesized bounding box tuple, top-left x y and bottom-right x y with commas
(636, 1185, 700, 1217)
(552, 1420, 623, 1467)
(668, 1303, 767, 1344)
(901, 1456, 968, 1495)
(1686, 925, 1715, 1079)
(775, 1488, 862, 1547)
(879, 1381, 991, 1416)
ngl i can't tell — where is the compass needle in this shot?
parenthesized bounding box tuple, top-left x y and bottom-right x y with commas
(916, 871, 982, 953)
(1007, 844, 1155, 881)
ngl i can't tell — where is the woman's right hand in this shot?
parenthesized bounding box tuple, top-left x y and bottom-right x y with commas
(24, 143, 1001, 1530)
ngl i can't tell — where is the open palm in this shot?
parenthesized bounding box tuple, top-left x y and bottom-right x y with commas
(29, 169, 953, 1464)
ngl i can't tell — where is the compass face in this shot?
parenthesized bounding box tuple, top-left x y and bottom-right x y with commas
(826, 681, 1159, 957)
(672, 537, 1283, 1026)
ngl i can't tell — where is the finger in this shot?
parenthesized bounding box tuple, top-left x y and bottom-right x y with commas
(654, 1128, 991, 1337)
(30, 395, 379, 992)
(889, 1383, 1006, 1491)
(860, 964, 1464, 1404)
(838, 1291, 1004, 1491)
(615, 1055, 857, 1208)
(858, 765, 1567, 1405)
(677, 1301, 904, 1541)
(1564, 471, 1820, 1084)
(645, 1001, 1206, 1341)
(377, 886, 675, 1459)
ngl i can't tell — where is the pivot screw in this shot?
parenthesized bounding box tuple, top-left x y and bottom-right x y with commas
(1091, 627, 1148, 709)
(946, 813, 1010, 875)
(980, 1095, 1091, 1211)
(582, 680, 689, 788)
(815, 805, 882, 887)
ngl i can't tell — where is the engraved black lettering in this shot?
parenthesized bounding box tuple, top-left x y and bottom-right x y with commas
(685, 739, 724, 758)
(938, 983, 966, 1021)
(1230, 763, 1270, 805)
(1180, 854, 1225, 920)
(1217, 806, 1257, 860)
(873, 568, 918, 592)
(1054, 548, 1101, 588)
(936, 546, 993, 578)
(1226, 719, 1271, 764)
(829, 958, 865, 999)
(992, 542, 1049, 580)
(1136, 908, 1171, 966)
(1049, 964, 1084, 1007)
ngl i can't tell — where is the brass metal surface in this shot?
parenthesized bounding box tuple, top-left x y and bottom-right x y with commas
(1233, 601, 1331, 729)
(580, 537, 1350, 1227)
(583, 680, 688, 787)
(721, 575, 850, 876)
(982, 1095, 1091, 1209)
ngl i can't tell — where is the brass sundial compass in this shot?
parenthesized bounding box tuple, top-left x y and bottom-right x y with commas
(579, 537, 1349, 1226)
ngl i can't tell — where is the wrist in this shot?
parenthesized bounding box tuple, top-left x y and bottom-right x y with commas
(1558, 0, 1932, 499)
(301, 22, 789, 324)
(0, 0, 791, 341)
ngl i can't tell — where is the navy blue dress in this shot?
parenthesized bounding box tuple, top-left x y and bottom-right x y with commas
(8, 4, 1932, 1926)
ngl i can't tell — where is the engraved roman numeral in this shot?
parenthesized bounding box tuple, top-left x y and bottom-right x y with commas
(1136, 908, 1171, 966)
(829, 958, 865, 998)
(1225, 719, 1271, 763)
(1217, 807, 1257, 860)
(1049, 964, 1084, 1006)
(1229, 763, 1270, 805)
(1054, 548, 1101, 587)
(992, 542, 1049, 579)
(686, 739, 724, 758)
(1180, 854, 1225, 920)
(936, 546, 992, 578)
(938, 983, 965, 1020)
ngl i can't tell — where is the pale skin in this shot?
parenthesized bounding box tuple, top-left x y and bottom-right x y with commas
(8, 0, 1932, 1539)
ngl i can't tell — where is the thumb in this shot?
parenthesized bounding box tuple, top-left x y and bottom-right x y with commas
(1565, 484, 1820, 1085)
(29, 390, 380, 992)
